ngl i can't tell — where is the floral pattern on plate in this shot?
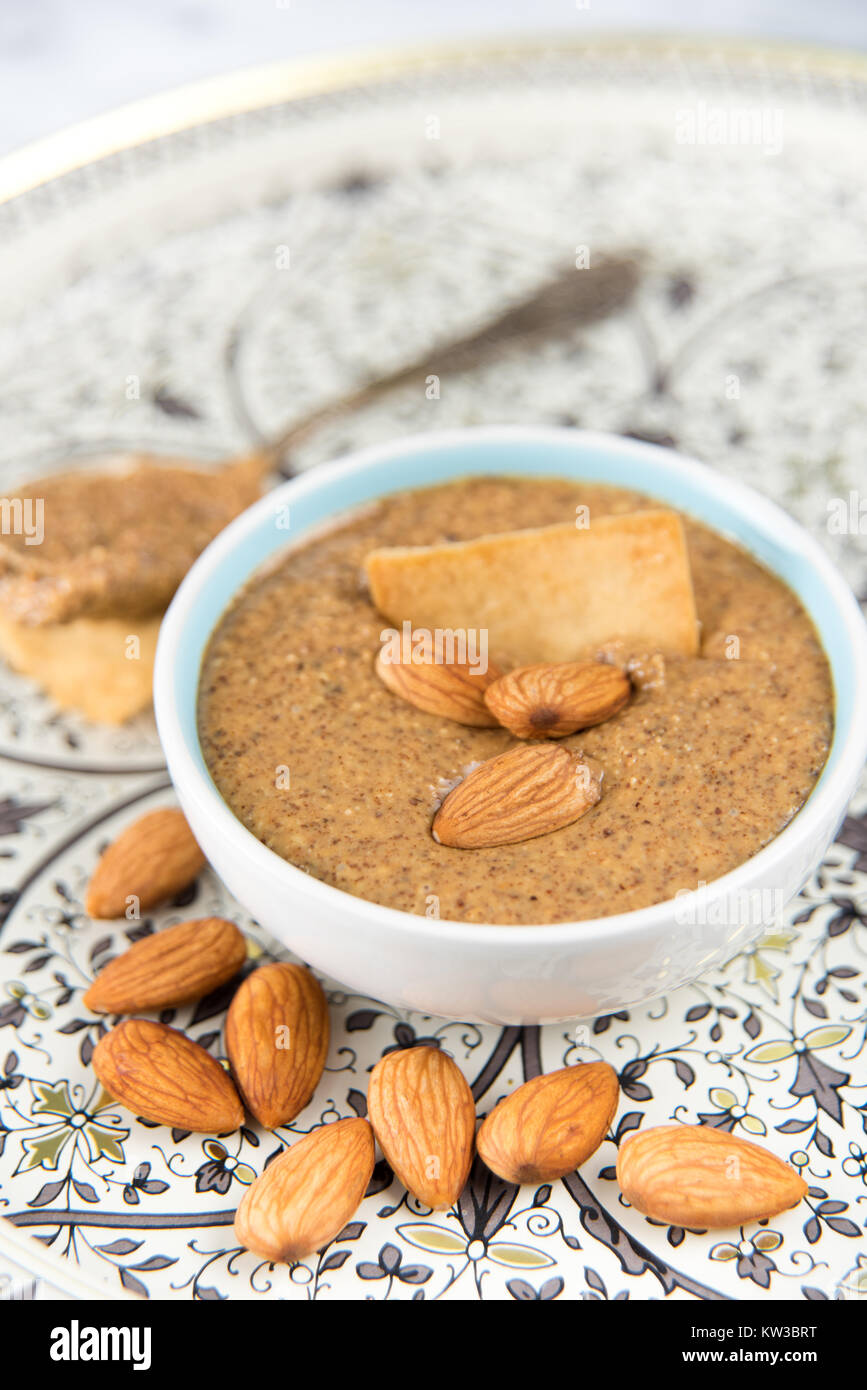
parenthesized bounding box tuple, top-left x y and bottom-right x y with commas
(1, 38, 866, 1298)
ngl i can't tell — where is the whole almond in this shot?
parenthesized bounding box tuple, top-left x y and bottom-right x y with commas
(367, 1046, 475, 1209)
(225, 962, 329, 1129)
(83, 917, 247, 1014)
(375, 646, 502, 726)
(616, 1124, 808, 1229)
(92, 1019, 244, 1133)
(477, 1062, 619, 1183)
(234, 1118, 375, 1263)
(432, 743, 601, 849)
(85, 808, 206, 919)
(484, 660, 630, 739)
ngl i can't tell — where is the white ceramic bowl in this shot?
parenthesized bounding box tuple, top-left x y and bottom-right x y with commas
(154, 427, 867, 1024)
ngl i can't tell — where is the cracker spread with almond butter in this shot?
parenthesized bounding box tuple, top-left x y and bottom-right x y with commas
(0, 454, 264, 625)
(198, 477, 832, 924)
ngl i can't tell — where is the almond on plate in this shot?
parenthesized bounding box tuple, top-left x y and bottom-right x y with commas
(477, 1062, 619, 1184)
(432, 742, 601, 848)
(234, 1118, 375, 1263)
(225, 962, 329, 1129)
(85, 808, 206, 919)
(367, 1046, 475, 1209)
(484, 660, 630, 738)
(375, 645, 502, 726)
(616, 1125, 808, 1229)
(92, 1019, 244, 1133)
(83, 916, 247, 1014)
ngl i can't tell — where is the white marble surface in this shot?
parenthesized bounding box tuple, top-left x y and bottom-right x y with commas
(0, 0, 866, 158)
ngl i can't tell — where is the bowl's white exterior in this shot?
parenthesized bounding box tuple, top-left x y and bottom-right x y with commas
(154, 428, 867, 1024)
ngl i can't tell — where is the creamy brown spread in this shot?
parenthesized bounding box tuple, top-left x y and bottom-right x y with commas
(198, 477, 833, 925)
(0, 454, 264, 625)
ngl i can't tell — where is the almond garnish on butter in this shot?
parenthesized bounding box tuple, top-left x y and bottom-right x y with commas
(365, 510, 699, 666)
(484, 660, 630, 738)
(432, 743, 601, 849)
(375, 646, 502, 726)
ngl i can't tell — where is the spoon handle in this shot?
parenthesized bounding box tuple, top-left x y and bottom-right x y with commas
(256, 255, 641, 474)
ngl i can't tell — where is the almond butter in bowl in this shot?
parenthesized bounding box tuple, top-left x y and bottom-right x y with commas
(198, 475, 833, 925)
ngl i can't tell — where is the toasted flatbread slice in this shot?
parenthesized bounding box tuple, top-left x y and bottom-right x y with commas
(0, 613, 160, 723)
(0, 452, 265, 625)
(365, 510, 699, 666)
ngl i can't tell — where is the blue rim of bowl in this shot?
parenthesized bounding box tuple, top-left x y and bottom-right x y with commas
(154, 426, 867, 946)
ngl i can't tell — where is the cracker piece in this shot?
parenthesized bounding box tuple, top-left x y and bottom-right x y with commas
(365, 510, 699, 665)
(0, 613, 160, 723)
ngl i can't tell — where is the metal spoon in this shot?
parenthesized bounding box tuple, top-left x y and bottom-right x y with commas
(252, 253, 641, 475)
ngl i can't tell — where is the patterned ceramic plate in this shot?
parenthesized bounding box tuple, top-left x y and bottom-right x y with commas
(1, 37, 867, 1301)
